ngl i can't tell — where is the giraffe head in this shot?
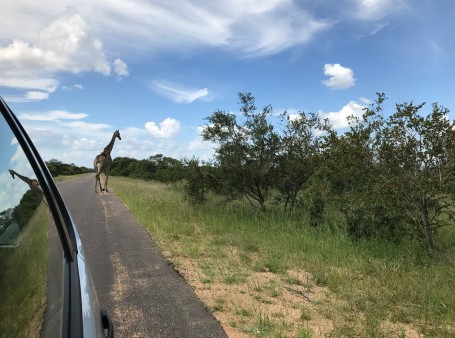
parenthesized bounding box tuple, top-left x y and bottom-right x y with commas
(114, 130, 121, 140)
(8, 169, 15, 179)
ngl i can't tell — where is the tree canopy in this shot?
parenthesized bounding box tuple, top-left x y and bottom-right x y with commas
(190, 92, 455, 255)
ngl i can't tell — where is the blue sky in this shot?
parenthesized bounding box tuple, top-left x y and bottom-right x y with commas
(1, 0, 454, 167)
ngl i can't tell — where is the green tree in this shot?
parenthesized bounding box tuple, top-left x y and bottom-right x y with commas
(324, 93, 408, 239)
(181, 157, 211, 205)
(326, 93, 455, 255)
(277, 111, 331, 213)
(380, 101, 455, 255)
(110, 157, 139, 177)
(203, 93, 280, 211)
(148, 154, 183, 182)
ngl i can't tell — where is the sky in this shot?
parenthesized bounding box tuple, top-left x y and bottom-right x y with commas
(1, 0, 454, 168)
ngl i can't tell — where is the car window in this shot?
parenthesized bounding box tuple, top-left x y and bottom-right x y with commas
(0, 115, 64, 337)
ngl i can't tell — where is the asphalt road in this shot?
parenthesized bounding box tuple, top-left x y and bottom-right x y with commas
(58, 175, 227, 338)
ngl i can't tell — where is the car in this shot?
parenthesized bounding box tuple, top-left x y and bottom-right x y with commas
(0, 96, 114, 338)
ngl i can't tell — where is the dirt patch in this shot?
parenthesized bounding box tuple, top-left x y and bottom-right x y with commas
(173, 256, 334, 337)
(168, 251, 421, 338)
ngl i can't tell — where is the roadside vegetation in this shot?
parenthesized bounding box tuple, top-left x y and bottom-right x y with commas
(110, 177, 454, 337)
(56, 92, 455, 336)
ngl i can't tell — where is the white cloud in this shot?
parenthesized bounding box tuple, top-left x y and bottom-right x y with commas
(16, 111, 208, 167)
(3, 90, 52, 103)
(322, 64, 355, 89)
(0, 7, 120, 97)
(359, 97, 372, 104)
(145, 118, 181, 138)
(24, 91, 50, 101)
(64, 121, 111, 131)
(19, 110, 88, 121)
(35, 7, 111, 74)
(0, 0, 412, 65)
(0, 8, 110, 78)
(352, 0, 407, 21)
(187, 138, 215, 161)
(224, 2, 331, 57)
(321, 100, 365, 129)
(151, 81, 210, 103)
(73, 137, 98, 151)
(0, 0, 329, 59)
(113, 58, 129, 76)
(61, 83, 84, 91)
(0, 77, 58, 92)
(21, 120, 116, 166)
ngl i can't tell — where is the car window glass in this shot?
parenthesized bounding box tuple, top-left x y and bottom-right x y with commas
(0, 115, 64, 337)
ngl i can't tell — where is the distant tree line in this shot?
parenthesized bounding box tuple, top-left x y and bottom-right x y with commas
(109, 154, 184, 182)
(46, 159, 92, 177)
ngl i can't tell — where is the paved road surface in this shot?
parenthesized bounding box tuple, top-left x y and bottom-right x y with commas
(58, 175, 227, 338)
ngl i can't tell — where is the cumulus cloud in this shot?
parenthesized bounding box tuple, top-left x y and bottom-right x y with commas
(0, 7, 126, 97)
(113, 58, 129, 76)
(322, 64, 355, 89)
(0, 8, 110, 79)
(321, 100, 365, 129)
(151, 81, 210, 103)
(145, 118, 181, 138)
(35, 7, 111, 74)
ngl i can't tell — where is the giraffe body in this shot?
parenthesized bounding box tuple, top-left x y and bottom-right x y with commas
(94, 130, 121, 193)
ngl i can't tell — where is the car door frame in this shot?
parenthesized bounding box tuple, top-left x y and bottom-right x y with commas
(0, 97, 85, 338)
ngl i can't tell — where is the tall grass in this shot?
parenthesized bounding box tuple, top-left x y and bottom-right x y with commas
(111, 177, 455, 337)
(0, 203, 48, 338)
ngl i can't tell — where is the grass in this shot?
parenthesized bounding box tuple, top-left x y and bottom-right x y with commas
(0, 203, 48, 338)
(110, 177, 455, 337)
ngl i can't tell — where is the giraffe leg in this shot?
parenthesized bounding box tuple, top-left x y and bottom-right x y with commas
(95, 162, 105, 193)
(95, 173, 102, 193)
(104, 174, 109, 192)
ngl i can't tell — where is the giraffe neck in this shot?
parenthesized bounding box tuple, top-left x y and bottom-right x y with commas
(102, 133, 117, 156)
(11, 170, 32, 184)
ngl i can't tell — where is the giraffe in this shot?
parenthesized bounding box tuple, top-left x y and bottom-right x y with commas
(8, 169, 46, 204)
(94, 130, 121, 193)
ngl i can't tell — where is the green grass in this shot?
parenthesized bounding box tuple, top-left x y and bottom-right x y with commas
(110, 177, 455, 337)
(0, 203, 48, 338)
